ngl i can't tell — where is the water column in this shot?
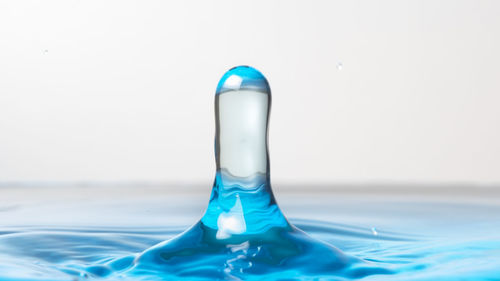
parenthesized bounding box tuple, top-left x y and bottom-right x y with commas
(201, 66, 289, 239)
(129, 66, 359, 280)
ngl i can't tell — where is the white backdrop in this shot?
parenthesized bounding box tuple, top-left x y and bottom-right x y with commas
(0, 0, 499, 184)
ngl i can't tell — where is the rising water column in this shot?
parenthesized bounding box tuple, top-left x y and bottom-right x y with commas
(128, 66, 377, 280)
(201, 66, 289, 239)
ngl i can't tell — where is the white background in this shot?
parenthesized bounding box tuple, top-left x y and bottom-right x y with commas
(0, 0, 499, 185)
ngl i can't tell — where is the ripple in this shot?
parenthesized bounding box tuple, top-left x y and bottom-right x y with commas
(0, 202, 499, 280)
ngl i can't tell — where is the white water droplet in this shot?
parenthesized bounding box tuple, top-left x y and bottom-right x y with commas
(371, 227, 378, 236)
(336, 62, 343, 70)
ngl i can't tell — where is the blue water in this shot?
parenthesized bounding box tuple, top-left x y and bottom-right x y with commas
(0, 185, 500, 280)
(114, 66, 387, 279)
(1, 66, 499, 280)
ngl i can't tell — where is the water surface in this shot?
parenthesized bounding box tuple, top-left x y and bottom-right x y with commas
(0, 184, 499, 280)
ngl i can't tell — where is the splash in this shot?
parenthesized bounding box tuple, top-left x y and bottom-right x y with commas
(91, 66, 391, 280)
(2, 67, 500, 281)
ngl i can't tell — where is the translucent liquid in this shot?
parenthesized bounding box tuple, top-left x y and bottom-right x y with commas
(103, 66, 391, 279)
(2, 67, 500, 281)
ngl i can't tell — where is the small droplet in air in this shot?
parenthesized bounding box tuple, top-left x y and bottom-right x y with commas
(336, 62, 343, 70)
(43, 49, 48, 53)
(371, 227, 378, 236)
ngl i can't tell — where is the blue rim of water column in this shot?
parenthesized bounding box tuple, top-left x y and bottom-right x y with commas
(215, 65, 271, 95)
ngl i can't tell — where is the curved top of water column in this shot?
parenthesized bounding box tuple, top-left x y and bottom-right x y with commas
(216, 65, 271, 95)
